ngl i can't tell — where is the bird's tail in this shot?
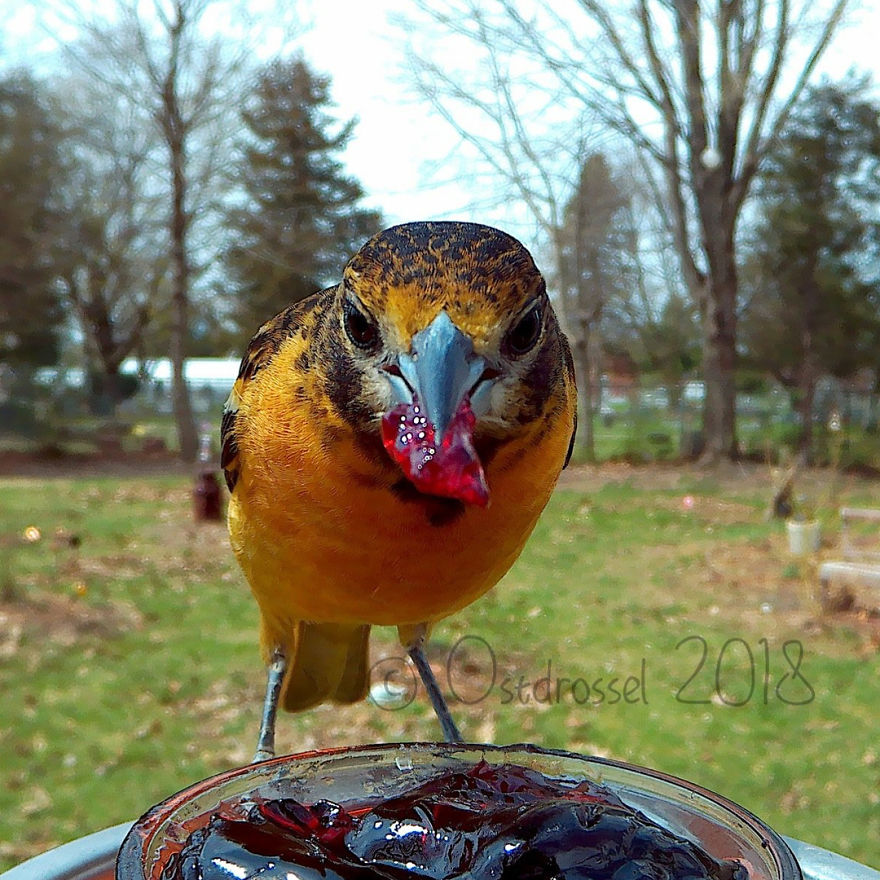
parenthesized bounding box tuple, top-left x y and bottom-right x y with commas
(279, 621, 371, 712)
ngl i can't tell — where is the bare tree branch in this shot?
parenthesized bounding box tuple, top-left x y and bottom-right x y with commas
(734, 0, 849, 210)
(405, 0, 852, 460)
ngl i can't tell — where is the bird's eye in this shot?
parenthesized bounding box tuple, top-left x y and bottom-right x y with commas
(343, 298, 381, 351)
(505, 304, 543, 356)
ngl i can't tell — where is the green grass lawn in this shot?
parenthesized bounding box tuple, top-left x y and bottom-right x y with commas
(0, 464, 878, 870)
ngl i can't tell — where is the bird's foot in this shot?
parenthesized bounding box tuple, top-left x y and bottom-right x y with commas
(407, 633, 462, 743)
(252, 649, 287, 764)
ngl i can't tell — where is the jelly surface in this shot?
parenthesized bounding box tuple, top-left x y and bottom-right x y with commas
(163, 762, 747, 880)
(381, 396, 489, 507)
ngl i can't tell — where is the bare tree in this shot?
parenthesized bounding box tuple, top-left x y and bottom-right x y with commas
(603, 168, 702, 406)
(55, 80, 168, 413)
(401, 18, 615, 451)
(51, 0, 298, 458)
(406, 0, 850, 461)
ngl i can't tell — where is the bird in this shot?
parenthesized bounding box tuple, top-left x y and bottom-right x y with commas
(221, 221, 577, 760)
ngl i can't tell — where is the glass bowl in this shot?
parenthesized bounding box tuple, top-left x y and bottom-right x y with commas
(116, 742, 802, 879)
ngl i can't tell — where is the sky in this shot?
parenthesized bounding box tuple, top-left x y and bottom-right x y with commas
(289, 0, 468, 226)
(4, 0, 880, 241)
(2, 0, 475, 224)
(282, 0, 880, 231)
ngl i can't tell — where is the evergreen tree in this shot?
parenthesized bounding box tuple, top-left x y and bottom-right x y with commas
(741, 73, 880, 454)
(226, 57, 382, 336)
(0, 73, 67, 374)
(636, 294, 701, 399)
(558, 153, 629, 458)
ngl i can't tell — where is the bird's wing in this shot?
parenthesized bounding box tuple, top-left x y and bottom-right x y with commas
(563, 411, 578, 470)
(220, 292, 323, 492)
(560, 331, 578, 469)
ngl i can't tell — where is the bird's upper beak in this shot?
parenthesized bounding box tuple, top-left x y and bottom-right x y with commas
(391, 311, 486, 439)
(381, 311, 492, 507)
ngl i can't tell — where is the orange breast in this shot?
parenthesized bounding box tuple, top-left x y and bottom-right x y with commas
(228, 397, 571, 635)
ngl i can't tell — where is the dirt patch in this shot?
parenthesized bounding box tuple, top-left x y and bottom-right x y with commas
(558, 460, 774, 492)
(0, 592, 144, 659)
(558, 462, 687, 492)
(0, 449, 190, 478)
(654, 493, 758, 525)
(687, 534, 880, 650)
(559, 460, 870, 499)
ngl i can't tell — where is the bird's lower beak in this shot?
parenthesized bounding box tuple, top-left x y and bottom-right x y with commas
(382, 311, 491, 507)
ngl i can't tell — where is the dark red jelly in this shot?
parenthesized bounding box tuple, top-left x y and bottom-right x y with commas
(381, 396, 489, 507)
(162, 762, 747, 880)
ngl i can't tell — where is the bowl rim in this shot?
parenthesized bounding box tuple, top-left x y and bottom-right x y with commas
(116, 741, 802, 880)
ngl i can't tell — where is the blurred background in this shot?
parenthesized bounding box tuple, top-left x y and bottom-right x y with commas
(1, 0, 879, 469)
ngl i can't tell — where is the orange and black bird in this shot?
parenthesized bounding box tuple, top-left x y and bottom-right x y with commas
(221, 221, 576, 760)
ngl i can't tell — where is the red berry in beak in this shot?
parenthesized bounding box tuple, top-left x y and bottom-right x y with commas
(381, 395, 489, 507)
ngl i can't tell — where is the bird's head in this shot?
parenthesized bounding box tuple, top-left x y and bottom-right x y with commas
(332, 221, 565, 508)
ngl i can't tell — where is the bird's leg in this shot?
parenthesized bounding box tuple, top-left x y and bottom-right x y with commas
(407, 630, 462, 743)
(253, 648, 287, 763)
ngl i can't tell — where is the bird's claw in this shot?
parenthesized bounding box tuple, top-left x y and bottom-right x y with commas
(252, 747, 275, 764)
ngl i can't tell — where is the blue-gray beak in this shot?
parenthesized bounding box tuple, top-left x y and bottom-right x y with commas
(387, 311, 486, 441)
